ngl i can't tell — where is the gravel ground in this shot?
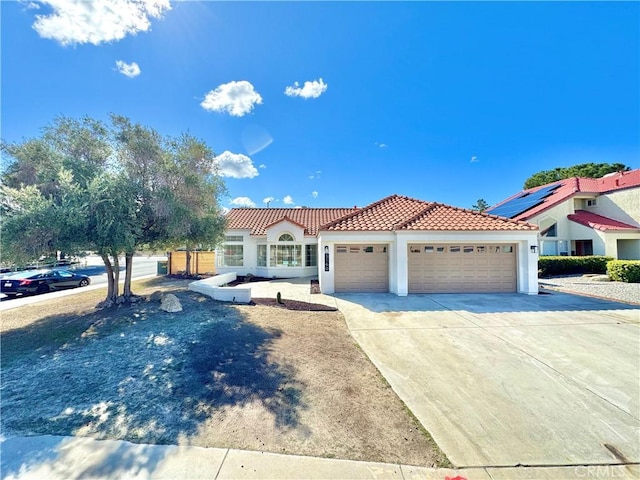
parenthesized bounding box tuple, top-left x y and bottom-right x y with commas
(539, 275, 640, 305)
(1, 286, 447, 467)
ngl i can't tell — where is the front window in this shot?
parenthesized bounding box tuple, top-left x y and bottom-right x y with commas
(257, 245, 267, 267)
(223, 245, 243, 266)
(305, 244, 317, 266)
(279, 233, 294, 242)
(541, 223, 557, 237)
(270, 245, 301, 267)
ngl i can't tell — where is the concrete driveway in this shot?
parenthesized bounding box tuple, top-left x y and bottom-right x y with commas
(336, 292, 640, 468)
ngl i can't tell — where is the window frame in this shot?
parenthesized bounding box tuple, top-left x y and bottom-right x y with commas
(305, 244, 318, 267)
(270, 244, 302, 267)
(257, 244, 267, 267)
(222, 244, 244, 267)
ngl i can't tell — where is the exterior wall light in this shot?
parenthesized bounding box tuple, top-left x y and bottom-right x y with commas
(530, 245, 538, 254)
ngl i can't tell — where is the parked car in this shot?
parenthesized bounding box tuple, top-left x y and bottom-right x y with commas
(0, 269, 90, 297)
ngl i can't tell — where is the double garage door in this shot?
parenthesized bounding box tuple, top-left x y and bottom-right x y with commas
(408, 243, 517, 293)
(333, 243, 517, 293)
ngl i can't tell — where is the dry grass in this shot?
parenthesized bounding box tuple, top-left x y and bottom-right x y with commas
(1, 278, 449, 467)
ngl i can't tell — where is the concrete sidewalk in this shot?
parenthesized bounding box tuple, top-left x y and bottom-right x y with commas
(3, 435, 638, 479)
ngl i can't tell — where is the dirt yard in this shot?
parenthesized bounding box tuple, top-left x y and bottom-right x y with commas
(1, 278, 449, 467)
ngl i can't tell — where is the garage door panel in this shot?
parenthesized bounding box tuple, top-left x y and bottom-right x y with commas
(408, 243, 516, 293)
(335, 244, 388, 293)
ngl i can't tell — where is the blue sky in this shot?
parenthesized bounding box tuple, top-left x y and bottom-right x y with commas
(2, 1, 638, 211)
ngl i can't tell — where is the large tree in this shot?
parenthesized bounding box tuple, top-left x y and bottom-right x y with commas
(523, 162, 631, 189)
(159, 133, 227, 276)
(1, 115, 226, 305)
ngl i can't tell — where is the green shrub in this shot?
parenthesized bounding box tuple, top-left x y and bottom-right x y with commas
(538, 256, 614, 277)
(607, 260, 640, 283)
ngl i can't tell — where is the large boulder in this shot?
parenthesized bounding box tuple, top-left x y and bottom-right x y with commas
(160, 293, 182, 313)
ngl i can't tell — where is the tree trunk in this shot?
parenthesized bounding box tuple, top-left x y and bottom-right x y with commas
(123, 252, 134, 298)
(101, 253, 117, 304)
(185, 248, 192, 276)
(113, 255, 120, 292)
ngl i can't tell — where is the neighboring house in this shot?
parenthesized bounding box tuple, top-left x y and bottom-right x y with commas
(218, 194, 540, 295)
(487, 169, 640, 260)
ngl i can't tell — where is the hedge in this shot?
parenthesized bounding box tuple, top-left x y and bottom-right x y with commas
(538, 256, 613, 277)
(607, 260, 640, 283)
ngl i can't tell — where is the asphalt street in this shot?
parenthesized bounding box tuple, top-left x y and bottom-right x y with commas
(0, 255, 166, 309)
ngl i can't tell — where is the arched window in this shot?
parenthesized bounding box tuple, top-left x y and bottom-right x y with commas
(279, 233, 294, 242)
(271, 233, 301, 266)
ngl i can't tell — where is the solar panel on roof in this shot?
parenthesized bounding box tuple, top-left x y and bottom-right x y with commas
(488, 182, 562, 218)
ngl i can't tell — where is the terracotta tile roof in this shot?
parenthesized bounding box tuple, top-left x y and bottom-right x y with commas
(321, 195, 537, 232)
(225, 208, 357, 236)
(401, 203, 538, 231)
(568, 210, 640, 232)
(488, 169, 640, 221)
(321, 195, 430, 231)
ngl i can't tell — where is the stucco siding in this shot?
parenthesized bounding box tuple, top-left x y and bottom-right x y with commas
(266, 221, 306, 243)
(530, 201, 574, 242)
(588, 189, 640, 226)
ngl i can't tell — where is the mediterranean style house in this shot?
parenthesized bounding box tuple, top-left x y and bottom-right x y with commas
(487, 169, 640, 260)
(217, 194, 540, 295)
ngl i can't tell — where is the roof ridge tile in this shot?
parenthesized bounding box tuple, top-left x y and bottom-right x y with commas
(319, 194, 402, 230)
(393, 202, 437, 230)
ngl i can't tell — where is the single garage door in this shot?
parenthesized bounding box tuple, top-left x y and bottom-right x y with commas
(408, 244, 517, 293)
(335, 244, 389, 292)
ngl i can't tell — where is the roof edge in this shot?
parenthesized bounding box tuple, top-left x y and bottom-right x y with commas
(264, 215, 309, 232)
(567, 211, 640, 232)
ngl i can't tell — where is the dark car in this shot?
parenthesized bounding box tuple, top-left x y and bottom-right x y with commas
(0, 269, 90, 297)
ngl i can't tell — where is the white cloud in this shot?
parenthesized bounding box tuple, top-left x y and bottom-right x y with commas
(115, 60, 140, 78)
(309, 170, 322, 180)
(283, 195, 294, 205)
(284, 78, 328, 99)
(214, 151, 258, 179)
(32, 0, 171, 46)
(311, 191, 318, 198)
(259, 164, 267, 169)
(471, 155, 479, 163)
(375, 142, 388, 149)
(201, 81, 263, 117)
(230, 197, 256, 208)
(263, 196, 275, 206)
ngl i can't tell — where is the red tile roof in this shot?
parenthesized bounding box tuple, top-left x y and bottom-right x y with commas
(321, 195, 537, 232)
(489, 169, 640, 221)
(568, 211, 640, 232)
(225, 208, 357, 236)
